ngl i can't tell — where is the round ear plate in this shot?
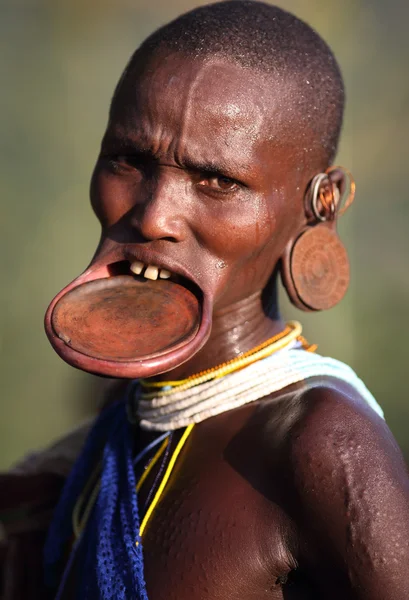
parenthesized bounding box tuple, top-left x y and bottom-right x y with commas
(51, 275, 201, 362)
(290, 225, 350, 311)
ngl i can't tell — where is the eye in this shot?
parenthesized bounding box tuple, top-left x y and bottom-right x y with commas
(104, 154, 146, 177)
(111, 155, 136, 169)
(198, 175, 238, 193)
(114, 154, 128, 164)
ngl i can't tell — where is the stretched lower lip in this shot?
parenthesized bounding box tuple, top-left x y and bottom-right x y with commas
(44, 261, 212, 378)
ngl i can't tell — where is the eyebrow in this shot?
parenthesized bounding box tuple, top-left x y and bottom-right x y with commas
(181, 156, 236, 176)
(103, 133, 252, 181)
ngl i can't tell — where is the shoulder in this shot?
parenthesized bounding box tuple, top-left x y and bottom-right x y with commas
(285, 377, 403, 479)
(275, 376, 409, 510)
(257, 373, 389, 462)
(267, 378, 409, 598)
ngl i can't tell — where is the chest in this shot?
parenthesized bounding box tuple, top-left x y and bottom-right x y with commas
(139, 431, 294, 600)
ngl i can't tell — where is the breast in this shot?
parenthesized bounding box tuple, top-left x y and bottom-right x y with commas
(139, 414, 296, 600)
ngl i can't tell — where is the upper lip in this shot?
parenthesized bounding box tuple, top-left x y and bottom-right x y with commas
(87, 241, 204, 294)
(122, 247, 202, 291)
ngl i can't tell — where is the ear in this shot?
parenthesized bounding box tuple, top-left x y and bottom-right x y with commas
(280, 167, 355, 312)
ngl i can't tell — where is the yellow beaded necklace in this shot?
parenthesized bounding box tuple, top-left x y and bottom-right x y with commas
(72, 425, 194, 544)
(140, 320, 314, 399)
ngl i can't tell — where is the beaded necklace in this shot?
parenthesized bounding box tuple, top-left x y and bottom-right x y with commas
(72, 426, 194, 544)
(139, 320, 310, 396)
(71, 323, 305, 555)
(133, 321, 318, 430)
(53, 424, 193, 600)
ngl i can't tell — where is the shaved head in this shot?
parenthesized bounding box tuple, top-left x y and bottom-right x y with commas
(113, 0, 344, 168)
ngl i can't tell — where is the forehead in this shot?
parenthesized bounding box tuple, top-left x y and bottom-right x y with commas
(109, 53, 297, 181)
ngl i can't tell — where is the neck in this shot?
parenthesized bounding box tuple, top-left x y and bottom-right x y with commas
(153, 290, 284, 382)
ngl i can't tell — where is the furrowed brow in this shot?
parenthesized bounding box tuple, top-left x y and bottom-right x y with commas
(102, 133, 252, 180)
(181, 155, 252, 181)
(102, 133, 153, 156)
(182, 157, 227, 174)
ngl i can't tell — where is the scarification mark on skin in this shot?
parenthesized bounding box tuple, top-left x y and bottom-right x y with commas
(317, 411, 409, 597)
(175, 60, 206, 166)
(333, 430, 378, 586)
(175, 59, 266, 166)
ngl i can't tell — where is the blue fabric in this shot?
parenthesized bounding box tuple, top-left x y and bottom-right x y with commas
(44, 401, 149, 600)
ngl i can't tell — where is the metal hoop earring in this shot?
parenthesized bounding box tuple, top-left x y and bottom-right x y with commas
(280, 167, 355, 311)
(310, 173, 329, 222)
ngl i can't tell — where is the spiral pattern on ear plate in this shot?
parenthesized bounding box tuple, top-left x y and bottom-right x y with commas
(289, 225, 350, 311)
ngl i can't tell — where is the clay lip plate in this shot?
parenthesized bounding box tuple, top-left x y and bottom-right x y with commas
(45, 269, 211, 379)
(52, 275, 200, 362)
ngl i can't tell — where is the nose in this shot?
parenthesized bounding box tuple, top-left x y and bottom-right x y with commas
(131, 168, 188, 243)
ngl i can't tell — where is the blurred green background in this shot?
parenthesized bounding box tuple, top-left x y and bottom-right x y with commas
(1, 0, 408, 469)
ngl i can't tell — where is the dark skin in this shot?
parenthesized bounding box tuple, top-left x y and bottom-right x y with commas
(62, 52, 409, 598)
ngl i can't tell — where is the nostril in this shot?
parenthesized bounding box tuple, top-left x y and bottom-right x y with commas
(130, 218, 180, 244)
(137, 215, 183, 242)
(161, 236, 179, 243)
(131, 197, 186, 243)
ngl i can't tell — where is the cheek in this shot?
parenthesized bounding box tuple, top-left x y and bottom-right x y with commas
(197, 197, 278, 263)
(90, 164, 136, 228)
(198, 192, 296, 304)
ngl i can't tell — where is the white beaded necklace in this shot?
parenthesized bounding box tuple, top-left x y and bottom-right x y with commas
(129, 343, 383, 431)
